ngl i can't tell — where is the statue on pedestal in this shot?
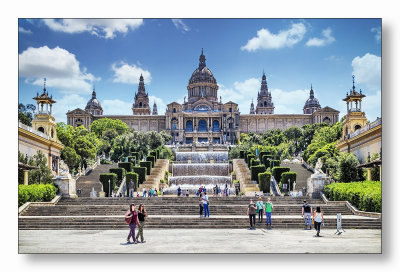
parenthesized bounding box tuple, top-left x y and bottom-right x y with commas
(314, 158, 324, 175)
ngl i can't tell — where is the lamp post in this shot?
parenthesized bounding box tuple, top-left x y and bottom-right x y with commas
(108, 179, 111, 197)
(230, 102, 233, 145)
(288, 178, 291, 193)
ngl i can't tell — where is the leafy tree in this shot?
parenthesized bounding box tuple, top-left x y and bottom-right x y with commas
(56, 122, 76, 148)
(284, 126, 303, 154)
(159, 130, 172, 144)
(61, 147, 81, 172)
(90, 118, 129, 137)
(74, 137, 96, 164)
(18, 103, 33, 126)
(28, 151, 53, 184)
(146, 131, 164, 150)
(337, 152, 359, 182)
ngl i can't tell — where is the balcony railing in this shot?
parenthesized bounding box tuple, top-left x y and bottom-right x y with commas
(18, 122, 49, 140)
(348, 118, 382, 139)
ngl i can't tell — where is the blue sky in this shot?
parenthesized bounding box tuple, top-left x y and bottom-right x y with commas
(18, 18, 381, 123)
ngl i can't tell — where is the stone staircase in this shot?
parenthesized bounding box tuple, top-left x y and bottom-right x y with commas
(76, 163, 118, 197)
(19, 196, 381, 230)
(138, 159, 169, 191)
(282, 163, 314, 191)
(233, 159, 260, 193)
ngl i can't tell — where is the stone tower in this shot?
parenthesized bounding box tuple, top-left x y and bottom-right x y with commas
(303, 84, 321, 114)
(342, 75, 367, 138)
(132, 74, 151, 115)
(250, 99, 255, 114)
(256, 72, 274, 114)
(152, 101, 158, 115)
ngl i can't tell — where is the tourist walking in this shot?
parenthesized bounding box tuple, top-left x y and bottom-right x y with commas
(202, 192, 210, 217)
(128, 179, 134, 198)
(302, 200, 312, 230)
(142, 187, 146, 197)
(247, 199, 257, 230)
(186, 189, 189, 197)
(177, 186, 182, 197)
(199, 194, 204, 217)
(313, 206, 324, 237)
(125, 203, 139, 244)
(265, 198, 273, 229)
(135, 204, 147, 243)
(235, 186, 239, 196)
(256, 197, 264, 223)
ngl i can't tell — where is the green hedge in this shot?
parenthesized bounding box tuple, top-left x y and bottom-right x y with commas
(18, 184, 57, 207)
(147, 155, 156, 167)
(140, 161, 152, 175)
(126, 172, 139, 191)
(258, 171, 271, 193)
(272, 167, 290, 183)
(271, 160, 280, 167)
(127, 156, 136, 164)
(247, 154, 255, 167)
(118, 162, 133, 173)
(262, 155, 270, 169)
(251, 165, 266, 182)
(324, 181, 381, 213)
(132, 166, 147, 184)
(99, 173, 117, 197)
(109, 168, 126, 185)
(251, 159, 261, 167)
(281, 172, 297, 191)
(150, 151, 158, 161)
(130, 151, 140, 160)
(259, 151, 270, 161)
(100, 159, 112, 164)
(239, 150, 245, 159)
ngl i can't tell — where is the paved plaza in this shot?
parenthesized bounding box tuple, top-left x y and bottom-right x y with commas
(19, 228, 381, 253)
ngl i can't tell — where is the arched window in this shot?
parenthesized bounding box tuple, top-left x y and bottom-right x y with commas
(198, 119, 207, 132)
(38, 127, 45, 133)
(354, 124, 361, 131)
(139, 102, 142, 107)
(264, 101, 267, 107)
(173, 108, 176, 113)
(323, 116, 331, 123)
(51, 129, 54, 138)
(212, 120, 220, 132)
(186, 120, 193, 132)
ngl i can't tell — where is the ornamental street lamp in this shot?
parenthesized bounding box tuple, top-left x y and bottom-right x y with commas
(108, 179, 111, 197)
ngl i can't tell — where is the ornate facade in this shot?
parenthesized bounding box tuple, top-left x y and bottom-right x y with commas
(66, 50, 340, 144)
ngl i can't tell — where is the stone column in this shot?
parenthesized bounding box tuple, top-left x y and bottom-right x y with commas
(23, 170, 29, 185)
(379, 165, 382, 181)
(367, 168, 372, 181)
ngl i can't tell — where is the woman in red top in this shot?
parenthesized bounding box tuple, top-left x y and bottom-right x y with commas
(125, 203, 140, 244)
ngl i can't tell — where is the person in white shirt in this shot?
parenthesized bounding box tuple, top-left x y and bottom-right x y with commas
(202, 192, 209, 217)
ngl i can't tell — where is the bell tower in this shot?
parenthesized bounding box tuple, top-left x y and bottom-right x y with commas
(132, 74, 151, 115)
(342, 75, 367, 138)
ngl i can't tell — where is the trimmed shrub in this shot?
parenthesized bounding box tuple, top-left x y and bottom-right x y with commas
(109, 168, 126, 185)
(18, 184, 57, 207)
(118, 162, 133, 173)
(251, 165, 266, 182)
(251, 159, 261, 167)
(100, 159, 112, 165)
(259, 151, 270, 161)
(127, 156, 136, 164)
(147, 155, 156, 168)
(132, 166, 147, 184)
(130, 151, 140, 160)
(258, 171, 272, 193)
(247, 154, 255, 167)
(324, 181, 381, 212)
(281, 172, 297, 191)
(271, 160, 280, 167)
(262, 155, 270, 169)
(150, 151, 158, 161)
(272, 167, 290, 183)
(140, 161, 152, 175)
(239, 150, 245, 159)
(126, 172, 139, 191)
(99, 173, 117, 197)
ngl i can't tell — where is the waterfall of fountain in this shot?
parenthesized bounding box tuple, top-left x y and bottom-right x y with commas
(173, 163, 229, 176)
(175, 152, 228, 162)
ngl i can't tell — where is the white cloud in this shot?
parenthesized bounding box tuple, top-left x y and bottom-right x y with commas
(102, 99, 133, 115)
(306, 28, 335, 47)
(19, 46, 98, 94)
(371, 27, 381, 42)
(112, 62, 152, 84)
(19, 27, 32, 34)
(352, 53, 381, 91)
(43, 19, 143, 39)
(241, 23, 306, 51)
(54, 94, 87, 123)
(171, 19, 190, 32)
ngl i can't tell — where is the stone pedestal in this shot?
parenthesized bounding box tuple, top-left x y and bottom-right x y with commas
(53, 176, 77, 198)
(99, 192, 106, 197)
(307, 173, 332, 198)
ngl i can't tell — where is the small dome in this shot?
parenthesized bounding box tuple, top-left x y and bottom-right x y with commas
(86, 98, 101, 108)
(304, 96, 320, 108)
(189, 66, 217, 84)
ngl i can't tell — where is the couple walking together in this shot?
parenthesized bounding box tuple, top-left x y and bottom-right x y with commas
(247, 197, 273, 230)
(125, 203, 148, 244)
(302, 200, 325, 237)
(198, 192, 210, 217)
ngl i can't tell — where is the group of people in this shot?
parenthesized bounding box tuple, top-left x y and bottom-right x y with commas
(124, 203, 148, 244)
(198, 192, 210, 217)
(195, 186, 207, 197)
(247, 198, 325, 237)
(142, 187, 161, 197)
(212, 184, 230, 197)
(177, 186, 190, 197)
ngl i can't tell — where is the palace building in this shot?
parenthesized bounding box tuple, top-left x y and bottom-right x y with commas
(66, 50, 340, 144)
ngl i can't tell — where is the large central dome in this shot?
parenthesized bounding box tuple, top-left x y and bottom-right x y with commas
(187, 49, 219, 103)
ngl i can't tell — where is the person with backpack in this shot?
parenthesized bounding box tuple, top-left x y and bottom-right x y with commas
(313, 206, 324, 237)
(202, 192, 209, 217)
(302, 200, 312, 230)
(247, 199, 257, 230)
(135, 204, 147, 243)
(256, 197, 264, 223)
(125, 203, 139, 244)
(264, 198, 273, 229)
(128, 179, 134, 198)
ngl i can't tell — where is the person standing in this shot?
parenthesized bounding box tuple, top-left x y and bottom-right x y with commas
(256, 197, 264, 223)
(142, 187, 146, 197)
(247, 199, 257, 230)
(302, 200, 312, 230)
(199, 194, 204, 218)
(186, 189, 189, 197)
(125, 203, 139, 244)
(202, 192, 209, 217)
(136, 204, 147, 243)
(264, 198, 273, 229)
(313, 206, 324, 237)
(128, 179, 134, 198)
(177, 186, 182, 197)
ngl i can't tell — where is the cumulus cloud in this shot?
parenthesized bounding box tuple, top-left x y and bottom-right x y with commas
(352, 53, 381, 91)
(112, 62, 152, 84)
(218, 77, 310, 114)
(53, 94, 87, 123)
(306, 28, 335, 47)
(19, 27, 32, 34)
(371, 27, 381, 42)
(102, 99, 133, 115)
(171, 19, 190, 32)
(241, 23, 306, 51)
(43, 19, 143, 39)
(19, 46, 98, 94)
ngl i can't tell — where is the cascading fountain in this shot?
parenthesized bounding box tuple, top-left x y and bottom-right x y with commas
(175, 151, 228, 162)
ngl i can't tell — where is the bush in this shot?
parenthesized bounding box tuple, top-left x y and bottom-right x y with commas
(150, 151, 158, 161)
(272, 160, 280, 167)
(99, 173, 117, 197)
(127, 156, 136, 164)
(247, 154, 255, 167)
(262, 155, 270, 169)
(109, 168, 126, 185)
(258, 171, 271, 193)
(239, 150, 245, 159)
(251, 165, 266, 182)
(126, 172, 139, 191)
(259, 151, 270, 161)
(18, 184, 57, 207)
(324, 181, 381, 212)
(132, 166, 147, 184)
(251, 159, 260, 167)
(140, 161, 152, 175)
(146, 155, 156, 168)
(118, 162, 133, 173)
(100, 159, 112, 165)
(281, 172, 297, 191)
(130, 151, 140, 161)
(272, 167, 290, 183)
(233, 179, 240, 184)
